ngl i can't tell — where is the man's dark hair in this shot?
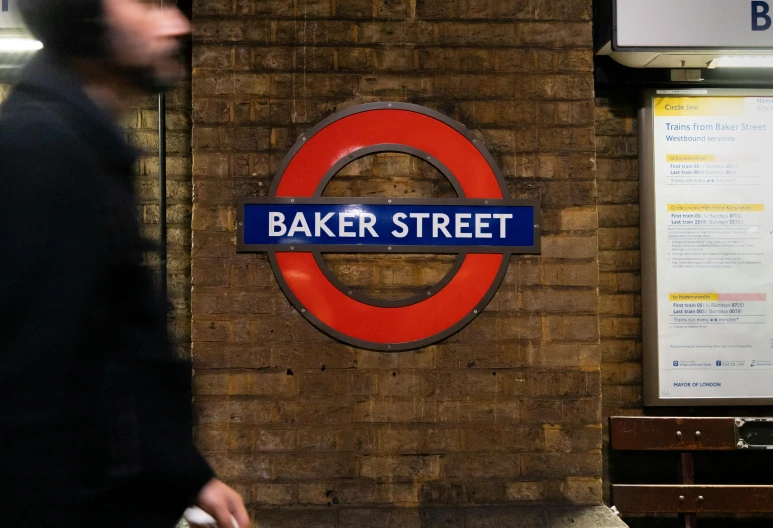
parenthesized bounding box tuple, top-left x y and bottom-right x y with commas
(18, 0, 106, 57)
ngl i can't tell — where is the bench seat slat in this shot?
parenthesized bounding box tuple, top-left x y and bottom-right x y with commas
(613, 485, 773, 513)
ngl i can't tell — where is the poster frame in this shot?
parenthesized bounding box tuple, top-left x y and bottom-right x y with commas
(641, 88, 773, 406)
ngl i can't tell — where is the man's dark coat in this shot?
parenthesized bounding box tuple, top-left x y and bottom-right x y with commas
(0, 51, 214, 527)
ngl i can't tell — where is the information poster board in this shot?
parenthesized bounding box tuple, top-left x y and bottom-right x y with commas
(642, 89, 773, 405)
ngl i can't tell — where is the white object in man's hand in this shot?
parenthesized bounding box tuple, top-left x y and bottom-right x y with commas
(183, 506, 237, 528)
(191, 479, 249, 528)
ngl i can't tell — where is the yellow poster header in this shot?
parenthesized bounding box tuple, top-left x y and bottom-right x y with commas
(667, 204, 764, 212)
(655, 97, 745, 117)
(670, 293, 718, 302)
(666, 154, 715, 162)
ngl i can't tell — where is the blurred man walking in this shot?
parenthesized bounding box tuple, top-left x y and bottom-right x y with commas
(0, 1, 248, 526)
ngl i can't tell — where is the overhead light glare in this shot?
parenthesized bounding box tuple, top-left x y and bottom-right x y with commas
(710, 56, 773, 68)
(0, 38, 43, 52)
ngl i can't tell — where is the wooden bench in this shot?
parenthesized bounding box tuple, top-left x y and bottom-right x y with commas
(609, 416, 773, 527)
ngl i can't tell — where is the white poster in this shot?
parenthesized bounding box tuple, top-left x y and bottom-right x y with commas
(654, 95, 773, 400)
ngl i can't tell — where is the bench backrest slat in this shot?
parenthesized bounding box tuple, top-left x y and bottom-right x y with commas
(610, 417, 737, 451)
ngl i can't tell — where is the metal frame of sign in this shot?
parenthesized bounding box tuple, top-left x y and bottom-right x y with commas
(237, 101, 541, 352)
(641, 88, 773, 406)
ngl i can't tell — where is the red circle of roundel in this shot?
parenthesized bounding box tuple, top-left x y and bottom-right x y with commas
(269, 103, 510, 351)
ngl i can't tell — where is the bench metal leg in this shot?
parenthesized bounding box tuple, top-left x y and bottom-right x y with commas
(679, 452, 698, 528)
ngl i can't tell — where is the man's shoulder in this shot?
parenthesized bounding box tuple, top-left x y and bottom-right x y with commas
(0, 92, 83, 155)
(0, 92, 95, 198)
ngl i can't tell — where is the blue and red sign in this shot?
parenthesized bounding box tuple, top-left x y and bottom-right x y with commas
(237, 102, 541, 351)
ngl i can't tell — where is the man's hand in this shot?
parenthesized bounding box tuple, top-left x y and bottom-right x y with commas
(194, 478, 250, 528)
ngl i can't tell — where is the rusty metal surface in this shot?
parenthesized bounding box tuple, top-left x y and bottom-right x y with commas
(610, 417, 737, 450)
(613, 485, 773, 513)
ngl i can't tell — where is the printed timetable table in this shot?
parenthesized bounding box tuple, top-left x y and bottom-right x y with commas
(651, 95, 773, 401)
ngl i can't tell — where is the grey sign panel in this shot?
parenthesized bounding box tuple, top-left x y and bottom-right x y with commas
(0, 0, 25, 30)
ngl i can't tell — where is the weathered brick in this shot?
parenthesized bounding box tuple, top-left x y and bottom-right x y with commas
(340, 509, 426, 528)
(354, 400, 439, 423)
(275, 21, 359, 45)
(444, 454, 520, 478)
(250, 510, 338, 528)
(337, 427, 379, 451)
(562, 398, 601, 425)
(541, 235, 597, 259)
(526, 343, 599, 368)
(298, 370, 377, 397)
(599, 249, 640, 272)
(298, 480, 378, 505)
(272, 453, 357, 479)
(271, 344, 356, 369)
(599, 294, 637, 316)
(435, 343, 528, 369)
(192, 288, 290, 315)
(335, 0, 374, 17)
(598, 227, 640, 251)
(439, 401, 519, 423)
(596, 135, 638, 158)
(545, 315, 599, 341)
(356, 348, 437, 369)
(506, 481, 546, 501)
(192, 344, 272, 369)
(378, 482, 420, 504)
(561, 477, 602, 504)
(194, 371, 297, 397)
(600, 362, 642, 386)
(598, 180, 639, 204)
(597, 157, 638, 181)
(195, 427, 251, 453)
(195, 400, 276, 426)
(360, 455, 441, 479)
(254, 429, 297, 451)
(252, 484, 294, 505)
(520, 290, 597, 313)
(457, 314, 542, 342)
(598, 204, 640, 228)
(521, 453, 601, 479)
(437, 22, 517, 46)
(600, 340, 641, 363)
(415, 0, 458, 18)
(516, 22, 591, 47)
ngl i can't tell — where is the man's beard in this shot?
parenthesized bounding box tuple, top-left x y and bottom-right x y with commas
(119, 47, 186, 94)
(107, 35, 188, 94)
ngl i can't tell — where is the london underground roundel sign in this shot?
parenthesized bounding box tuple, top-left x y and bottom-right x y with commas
(237, 102, 541, 351)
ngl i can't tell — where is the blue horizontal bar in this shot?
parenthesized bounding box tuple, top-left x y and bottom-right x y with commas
(243, 203, 535, 248)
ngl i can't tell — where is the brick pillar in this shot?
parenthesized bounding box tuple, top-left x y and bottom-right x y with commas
(191, 0, 602, 523)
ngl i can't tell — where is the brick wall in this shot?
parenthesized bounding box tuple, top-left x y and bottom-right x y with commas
(595, 92, 641, 421)
(190, 0, 601, 522)
(594, 92, 642, 505)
